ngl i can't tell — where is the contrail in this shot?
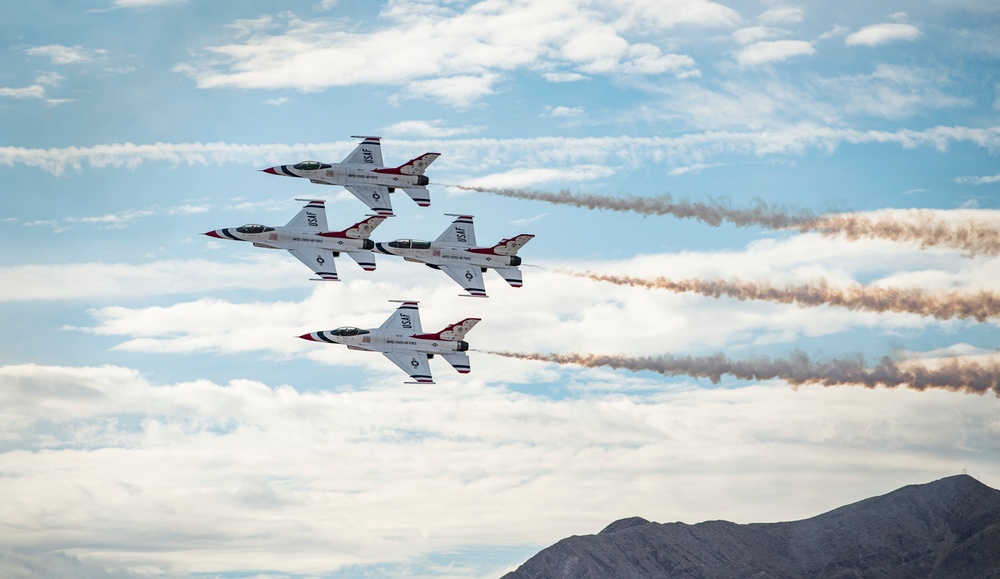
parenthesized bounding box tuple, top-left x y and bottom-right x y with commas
(560, 271, 1000, 322)
(484, 350, 1000, 395)
(451, 185, 1000, 255)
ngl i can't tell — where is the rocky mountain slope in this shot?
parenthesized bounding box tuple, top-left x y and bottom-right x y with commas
(502, 475, 1000, 579)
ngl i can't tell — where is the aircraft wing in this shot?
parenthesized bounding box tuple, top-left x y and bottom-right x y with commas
(434, 215, 476, 246)
(383, 351, 434, 383)
(344, 185, 394, 216)
(288, 248, 339, 281)
(439, 263, 487, 297)
(378, 301, 423, 333)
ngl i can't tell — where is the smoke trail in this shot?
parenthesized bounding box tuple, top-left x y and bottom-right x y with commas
(451, 185, 1000, 255)
(560, 271, 1000, 322)
(450, 185, 814, 228)
(800, 211, 1000, 257)
(485, 350, 1000, 395)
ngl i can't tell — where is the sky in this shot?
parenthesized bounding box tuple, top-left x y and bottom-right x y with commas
(1, 0, 999, 577)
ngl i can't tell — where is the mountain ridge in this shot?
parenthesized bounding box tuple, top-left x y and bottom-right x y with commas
(502, 474, 1000, 579)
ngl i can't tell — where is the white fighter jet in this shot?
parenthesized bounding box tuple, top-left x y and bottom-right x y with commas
(261, 136, 440, 216)
(374, 214, 534, 297)
(204, 199, 384, 281)
(298, 300, 480, 384)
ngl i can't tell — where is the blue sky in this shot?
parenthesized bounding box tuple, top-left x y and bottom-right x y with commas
(1, 0, 999, 577)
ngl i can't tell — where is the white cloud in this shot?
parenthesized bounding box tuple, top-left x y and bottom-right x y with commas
(263, 96, 291, 106)
(113, 0, 186, 7)
(24, 44, 106, 65)
(0, 85, 46, 99)
(543, 71, 587, 82)
(383, 119, 482, 138)
(616, 0, 741, 30)
(4, 127, 1000, 177)
(735, 40, 815, 66)
(34, 71, 64, 86)
(0, 360, 997, 576)
(544, 105, 585, 117)
(758, 6, 804, 25)
(817, 64, 972, 120)
(732, 26, 790, 45)
(668, 162, 724, 175)
(396, 74, 499, 109)
(956, 174, 1000, 185)
(175, 1, 709, 106)
(846, 23, 921, 47)
(0, 256, 308, 302)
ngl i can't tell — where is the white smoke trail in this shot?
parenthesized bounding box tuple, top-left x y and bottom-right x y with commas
(452, 185, 1000, 256)
(560, 270, 1000, 322)
(484, 350, 1000, 395)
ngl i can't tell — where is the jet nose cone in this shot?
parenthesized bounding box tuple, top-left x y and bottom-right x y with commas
(261, 167, 278, 175)
(297, 333, 317, 341)
(203, 230, 222, 238)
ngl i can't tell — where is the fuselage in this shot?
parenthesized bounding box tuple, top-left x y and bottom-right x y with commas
(206, 224, 375, 253)
(374, 240, 522, 268)
(264, 161, 430, 189)
(302, 327, 469, 354)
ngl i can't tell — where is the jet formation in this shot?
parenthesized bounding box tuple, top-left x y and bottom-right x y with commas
(204, 136, 534, 382)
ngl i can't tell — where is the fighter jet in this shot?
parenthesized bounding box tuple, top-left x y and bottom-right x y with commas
(298, 300, 480, 384)
(374, 214, 534, 297)
(261, 136, 440, 216)
(204, 199, 384, 281)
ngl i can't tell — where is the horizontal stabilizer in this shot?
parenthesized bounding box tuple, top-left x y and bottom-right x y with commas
(494, 266, 524, 288)
(344, 250, 377, 271)
(403, 187, 431, 207)
(441, 352, 471, 374)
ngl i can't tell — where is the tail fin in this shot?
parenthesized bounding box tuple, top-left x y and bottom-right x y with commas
(491, 234, 534, 256)
(286, 199, 328, 230)
(398, 153, 440, 176)
(318, 215, 386, 240)
(415, 318, 481, 341)
(375, 153, 441, 176)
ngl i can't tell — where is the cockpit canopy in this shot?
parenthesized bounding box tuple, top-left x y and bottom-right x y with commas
(293, 160, 333, 171)
(329, 326, 370, 337)
(236, 224, 274, 234)
(388, 239, 431, 250)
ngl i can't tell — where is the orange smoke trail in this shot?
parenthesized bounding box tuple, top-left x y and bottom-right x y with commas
(485, 350, 1000, 395)
(561, 271, 1000, 322)
(799, 211, 1000, 257)
(452, 185, 1000, 255)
